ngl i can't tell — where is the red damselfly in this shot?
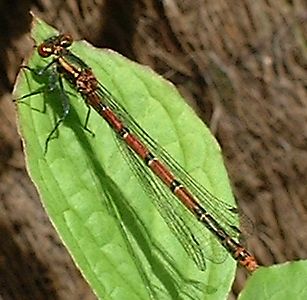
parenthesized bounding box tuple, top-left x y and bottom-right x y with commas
(19, 34, 258, 273)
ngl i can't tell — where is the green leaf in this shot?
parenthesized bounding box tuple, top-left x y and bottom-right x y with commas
(239, 261, 307, 300)
(14, 16, 240, 299)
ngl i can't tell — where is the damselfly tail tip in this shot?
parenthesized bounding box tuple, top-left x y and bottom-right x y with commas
(242, 256, 259, 273)
(235, 246, 259, 273)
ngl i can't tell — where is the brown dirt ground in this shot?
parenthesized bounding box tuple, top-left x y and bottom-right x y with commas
(0, 0, 306, 299)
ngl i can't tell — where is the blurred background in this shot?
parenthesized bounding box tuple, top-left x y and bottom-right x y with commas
(0, 0, 306, 299)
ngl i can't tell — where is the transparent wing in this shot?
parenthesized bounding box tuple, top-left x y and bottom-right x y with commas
(96, 81, 243, 238)
(95, 82, 245, 267)
(113, 128, 228, 269)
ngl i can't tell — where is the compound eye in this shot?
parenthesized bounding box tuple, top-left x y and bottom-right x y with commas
(61, 34, 73, 47)
(37, 44, 52, 57)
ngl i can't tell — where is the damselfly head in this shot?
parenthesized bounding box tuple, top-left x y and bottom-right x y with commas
(37, 34, 73, 58)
